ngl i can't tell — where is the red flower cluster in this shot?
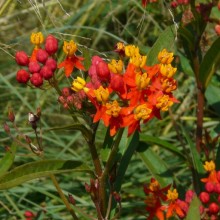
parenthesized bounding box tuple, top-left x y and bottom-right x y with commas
(15, 32, 58, 87)
(72, 45, 178, 136)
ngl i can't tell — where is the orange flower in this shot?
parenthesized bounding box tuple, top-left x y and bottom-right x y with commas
(58, 40, 85, 77)
(30, 32, 44, 61)
(201, 161, 219, 184)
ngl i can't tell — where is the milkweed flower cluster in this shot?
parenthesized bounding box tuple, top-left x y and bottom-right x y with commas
(15, 32, 178, 137)
(144, 161, 220, 220)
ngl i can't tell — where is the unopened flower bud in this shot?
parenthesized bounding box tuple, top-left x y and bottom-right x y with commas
(30, 73, 43, 87)
(45, 58, 57, 72)
(25, 135, 32, 144)
(96, 61, 110, 82)
(199, 192, 210, 203)
(113, 191, 121, 202)
(214, 24, 220, 36)
(3, 122, 10, 134)
(36, 49, 48, 64)
(67, 96, 74, 104)
(217, 171, 220, 182)
(45, 35, 58, 55)
(16, 69, 30, 84)
(68, 194, 76, 205)
(205, 182, 215, 193)
(209, 202, 219, 214)
(15, 51, 29, 66)
(58, 96, 66, 104)
(8, 108, 15, 122)
(24, 210, 35, 218)
(62, 87, 71, 97)
(214, 183, 220, 194)
(40, 66, 53, 80)
(28, 61, 41, 73)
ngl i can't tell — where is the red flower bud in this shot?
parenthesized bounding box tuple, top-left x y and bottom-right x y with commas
(15, 51, 29, 66)
(214, 183, 220, 194)
(45, 35, 58, 55)
(205, 182, 215, 193)
(45, 58, 57, 72)
(113, 191, 121, 202)
(96, 61, 110, 82)
(58, 96, 66, 104)
(209, 202, 219, 214)
(28, 61, 41, 73)
(185, 190, 196, 203)
(217, 171, 220, 182)
(67, 95, 74, 104)
(16, 69, 30, 83)
(199, 192, 210, 203)
(218, 195, 220, 203)
(30, 73, 43, 87)
(3, 122, 10, 134)
(218, 2, 220, 11)
(62, 87, 71, 97)
(40, 66, 53, 80)
(214, 24, 220, 36)
(24, 210, 35, 219)
(171, 1, 178, 8)
(36, 49, 48, 64)
(8, 108, 15, 122)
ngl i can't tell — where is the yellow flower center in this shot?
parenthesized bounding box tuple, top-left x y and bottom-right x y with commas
(94, 86, 109, 103)
(149, 179, 160, 192)
(160, 64, 177, 78)
(135, 72, 150, 90)
(161, 78, 177, 93)
(156, 95, 173, 111)
(116, 42, 125, 51)
(130, 53, 147, 68)
(125, 45, 139, 57)
(63, 40, 77, 57)
(108, 59, 124, 74)
(30, 32, 44, 48)
(203, 160, 216, 172)
(71, 77, 87, 92)
(158, 49, 174, 64)
(134, 104, 152, 121)
(106, 100, 121, 117)
(167, 189, 178, 201)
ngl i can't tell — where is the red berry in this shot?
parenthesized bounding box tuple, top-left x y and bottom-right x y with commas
(40, 66, 53, 80)
(199, 192, 210, 203)
(30, 73, 43, 87)
(45, 58, 57, 71)
(214, 24, 220, 36)
(209, 202, 219, 214)
(96, 61, 110, 82)
(15, 51, 29, 66)
(28, 61, 41, 73)
(45, 35, 58, 55)
(214, 183, 220, 194)
(36, 49, 48, 64)
(16, 69, 30, 83)
(205, 182, 215, 193)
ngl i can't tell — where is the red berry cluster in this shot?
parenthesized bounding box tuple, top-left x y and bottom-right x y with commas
(199, 171, 220, 219)
(58, 87, 86, 109)
(15, 35, 58, 87)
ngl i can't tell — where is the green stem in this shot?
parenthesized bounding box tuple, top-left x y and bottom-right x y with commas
(50, 174, 79, 220)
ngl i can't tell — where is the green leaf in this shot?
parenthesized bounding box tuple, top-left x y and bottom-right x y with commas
(147, 25, 176, 65)
(139, 135, 186, 160)
(0, 159, 92, 190)
(114, 131, 139, 192)
(185, 196, 201, 220)
(0, 144, 17, 176)
(199, 37, 220, 89)
(139, 146, 173, 187)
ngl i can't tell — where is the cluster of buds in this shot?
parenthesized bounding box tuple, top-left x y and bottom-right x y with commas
(58, 87, 86, 109)
(15, 32, 58, 87)
(199, 161, 220, 219)
(170, 0, 189, 8)
(69, 42, 178, 137)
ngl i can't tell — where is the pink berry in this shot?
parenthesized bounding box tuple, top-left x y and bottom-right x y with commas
(28, 61, 41, 73)
(40, 66, 53, 80)
(45, 35, 58, 55)
(36, 49, 48, 64)
(209, 202, 219, 214)
(205, 182, 215, 193)
(199, 192, 210, 204)
(15, 51, 29, 66)
(30, 73, 43, 87)
(16, 69, 30, 83)
(45, 58, 57, 72)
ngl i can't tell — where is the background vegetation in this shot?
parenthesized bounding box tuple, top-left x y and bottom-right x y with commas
(0, 0, 219, 219)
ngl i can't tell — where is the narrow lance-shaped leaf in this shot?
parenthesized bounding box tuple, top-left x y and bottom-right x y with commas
(0, 144, 17, 176)
(199, 37, 220, 89)
(0, 159, 92, 190)
(185, 196, 201, 220)
(146, 25, 176, 65)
